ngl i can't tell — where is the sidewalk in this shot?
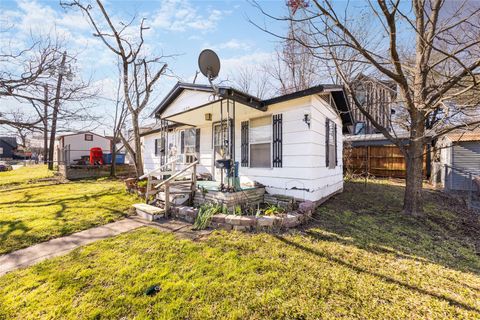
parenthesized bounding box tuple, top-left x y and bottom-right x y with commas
(0, 218, 147, 276)
(0, 217, 207, 276)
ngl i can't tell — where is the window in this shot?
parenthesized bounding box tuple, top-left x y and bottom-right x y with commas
(354, 122, 366, 135)
(326, 119, 337, 169)
(154, 138, 165, 156)
(182, 128, 197, 164)
(249, 116, 272, 168)
(85, 134, 93, 141)
(0, 147, 3, 155)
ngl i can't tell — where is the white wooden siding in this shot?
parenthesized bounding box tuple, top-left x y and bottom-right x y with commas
(162, 90, 216, 118)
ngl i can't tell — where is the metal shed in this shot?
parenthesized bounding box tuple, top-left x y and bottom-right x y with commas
(449, 141, 480, 191)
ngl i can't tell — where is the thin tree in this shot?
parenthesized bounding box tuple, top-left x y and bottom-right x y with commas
(255, 0, 480, 216)
(63, 0, 168, 177)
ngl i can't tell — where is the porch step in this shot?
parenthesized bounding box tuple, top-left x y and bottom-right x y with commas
(133, 203, 165, 221)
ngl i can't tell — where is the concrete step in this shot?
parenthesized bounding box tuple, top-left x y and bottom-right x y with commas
(133, 203, 165, 221)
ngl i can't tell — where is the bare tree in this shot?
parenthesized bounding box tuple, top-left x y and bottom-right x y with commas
(1, 35, 97, 167)
(229, 65, 272, 99)
(255, 0, 480, 216)
(62, 0, 168, 177)
(256, 4, 323, 95)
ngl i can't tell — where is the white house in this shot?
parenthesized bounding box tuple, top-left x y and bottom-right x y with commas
(55, 131, 112, 164)
(141, 82, 352, 203)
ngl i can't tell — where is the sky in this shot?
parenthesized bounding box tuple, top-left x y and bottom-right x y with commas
(0, 0, 292, 134)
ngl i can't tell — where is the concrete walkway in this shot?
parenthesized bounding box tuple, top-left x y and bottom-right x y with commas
(0, 217, 204, 276)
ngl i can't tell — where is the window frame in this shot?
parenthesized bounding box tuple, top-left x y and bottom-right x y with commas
(248, 115, 273, 169)
(181, 128, 198, 164)
(84, 134, 93, 141)
(327, 118, 337, 169)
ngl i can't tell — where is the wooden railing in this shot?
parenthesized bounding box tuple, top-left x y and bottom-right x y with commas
(139, 157, 178, 180)
(155, 161, 198, 215)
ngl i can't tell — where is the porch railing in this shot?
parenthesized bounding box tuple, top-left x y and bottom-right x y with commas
(154, 160, 198, 214)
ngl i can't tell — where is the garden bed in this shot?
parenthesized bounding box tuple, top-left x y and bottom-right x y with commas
(169, 199, 316, 231)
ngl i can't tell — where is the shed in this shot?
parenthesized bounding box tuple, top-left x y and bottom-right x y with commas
(54, 131, 112, 165)
(433, 129, 480, 190)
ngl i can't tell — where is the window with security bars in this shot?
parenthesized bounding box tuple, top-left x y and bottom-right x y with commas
(249, 116, 272, 168)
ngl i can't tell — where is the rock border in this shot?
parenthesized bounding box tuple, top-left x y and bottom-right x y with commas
(168, 200, 316, 231)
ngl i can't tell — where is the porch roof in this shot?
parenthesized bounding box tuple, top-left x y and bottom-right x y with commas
(151, 82, 265, 118)
(152, 82, 353, 127)
(162, 98, 264, 127)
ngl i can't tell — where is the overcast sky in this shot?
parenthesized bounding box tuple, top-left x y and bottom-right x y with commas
(1, 0, 293, 135)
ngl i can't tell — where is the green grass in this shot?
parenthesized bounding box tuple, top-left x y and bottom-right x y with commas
(0, 177, 139, 254)
(0, 165, 54, 187)
(0, 180, 479, 319)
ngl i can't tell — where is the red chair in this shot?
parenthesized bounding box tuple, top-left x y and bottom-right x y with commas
(89, 147, 104, 165)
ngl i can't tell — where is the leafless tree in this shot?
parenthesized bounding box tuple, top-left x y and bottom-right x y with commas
(255, 0, 480, 216)
(0, 35, 98, 167)
(229, 65, 272, 99)
(62, 0, 168, 177)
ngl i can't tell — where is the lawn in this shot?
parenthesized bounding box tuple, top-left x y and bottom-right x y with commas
(0, 167, 139, 254)
(0, 165, 54, 188)
(0, 180, 479, 319)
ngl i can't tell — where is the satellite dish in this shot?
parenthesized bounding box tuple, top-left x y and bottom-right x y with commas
(198, 49, 220, 81)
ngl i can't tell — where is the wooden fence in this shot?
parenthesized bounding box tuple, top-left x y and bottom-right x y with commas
(344, 145, 427, 178)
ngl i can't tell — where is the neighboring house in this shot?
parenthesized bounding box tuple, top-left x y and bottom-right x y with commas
(348, 74, 397, 135)
(0, 137, 18, 159)
(141, 82, 352, 202)
(432, 129, 480, 191)
(55, 131, 112, 164)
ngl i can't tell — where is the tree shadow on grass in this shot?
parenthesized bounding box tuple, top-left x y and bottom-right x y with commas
(274, 234, 480, 314)
(0, 190, 114, 207)
(0, 220, 30, 242)
(0, 182, 64, 194)
(305, 180, 480, 275)
(0, 189, 131, 254)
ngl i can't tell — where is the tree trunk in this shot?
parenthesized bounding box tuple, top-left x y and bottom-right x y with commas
(403, 138, 425, 216)
(43, 85, 49, 164)
(110, 139, 117, 177)
(48, 51, 67, 170)
(131, 112, 144, 177)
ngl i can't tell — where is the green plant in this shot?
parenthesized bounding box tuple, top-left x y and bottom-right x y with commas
(264, 204, 284, 216)
(193, 203, 222, 230)
(200, 186, 208, 198)
(234, 205, 242, 216)
(137, 180, 148, 188)
(221, 205, 228, 215)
